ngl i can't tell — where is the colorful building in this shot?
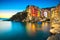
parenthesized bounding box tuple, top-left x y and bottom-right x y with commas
(25, 4, 60, 22)
(50, 4, 60, 33)
(26, 5, 41, 21)
(51, 4, 60, 23)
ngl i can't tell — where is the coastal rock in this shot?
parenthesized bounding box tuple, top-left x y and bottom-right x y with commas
(47, 33, 60, 40)
(50, 23, 60, 34)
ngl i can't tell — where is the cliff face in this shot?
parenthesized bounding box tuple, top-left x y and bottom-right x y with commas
(8, 5, 60, 22)
(9, 5, 40, 22)
(9, 12, 28, 22)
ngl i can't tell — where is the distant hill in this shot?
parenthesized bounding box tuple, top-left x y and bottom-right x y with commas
(8, 11, 28, 22)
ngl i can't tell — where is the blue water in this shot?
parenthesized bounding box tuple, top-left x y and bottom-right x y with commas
(0, 18, 9, 20)
(0, 20, 51, 40)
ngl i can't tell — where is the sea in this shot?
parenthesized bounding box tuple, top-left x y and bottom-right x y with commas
(0, 18, 51, 40)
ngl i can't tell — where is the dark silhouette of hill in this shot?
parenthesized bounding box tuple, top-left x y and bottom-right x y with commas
(8, 11, 28, 22)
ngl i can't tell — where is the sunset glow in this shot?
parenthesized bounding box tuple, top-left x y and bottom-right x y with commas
(0, 10, 23, 18)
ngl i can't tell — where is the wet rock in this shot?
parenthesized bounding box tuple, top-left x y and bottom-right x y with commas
(47, 33, 60, 40)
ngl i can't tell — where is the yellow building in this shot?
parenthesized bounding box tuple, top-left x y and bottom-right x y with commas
(50, 4, 60, 34)
(51, 4, 60, 23)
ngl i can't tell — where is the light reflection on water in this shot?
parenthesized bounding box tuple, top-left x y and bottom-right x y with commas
(0, 21, 11, 32)
(0, 21, 25, 40)
(26, 22, 50, 36)
(26, 22, 36, 36)
(0, 21, 51, 40)
(41, 22, 50, 32)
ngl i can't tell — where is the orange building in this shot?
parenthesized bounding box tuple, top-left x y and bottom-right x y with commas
(26, 5, 41, 21)
(28, 5, 40, 17)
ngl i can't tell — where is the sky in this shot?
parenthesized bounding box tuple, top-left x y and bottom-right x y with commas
(0, 0, 60, 18)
